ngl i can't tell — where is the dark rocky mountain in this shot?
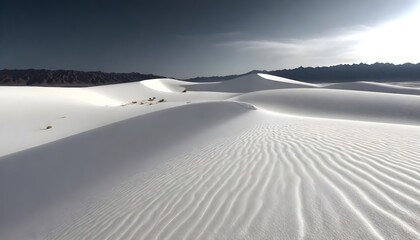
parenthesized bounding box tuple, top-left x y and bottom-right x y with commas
(188, 63, 420, 83)
(0, 69, 162, 86)
(1, 63, 419, 86)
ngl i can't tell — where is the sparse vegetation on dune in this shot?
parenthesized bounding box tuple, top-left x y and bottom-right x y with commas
(120, 97, 167, 107)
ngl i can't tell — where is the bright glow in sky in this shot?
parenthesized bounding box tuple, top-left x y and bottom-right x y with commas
(223, 3, 420, 70)
(353, 3, 420, 64)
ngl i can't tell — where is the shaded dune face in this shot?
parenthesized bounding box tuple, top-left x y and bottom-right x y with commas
(326, 81, 420, 96)
(1, 73, 420, 239)
(234, 88, 420, 125)
(184, 73, 317, 93)
(0, 101, 254, 237)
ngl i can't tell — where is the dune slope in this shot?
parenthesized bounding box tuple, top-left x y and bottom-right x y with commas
(185, 73, 317, 93)
(0, 101, 256, 239)
(325, 81, 420, 96)
(1, 74, 420, 240)
(0, 82, 233, 157)
(41, 113, 420, 240)
(235, 88, 420, 125)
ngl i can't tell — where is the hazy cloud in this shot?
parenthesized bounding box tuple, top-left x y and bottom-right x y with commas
(217, 32, 362, 69)
(217, 4, 420, 70)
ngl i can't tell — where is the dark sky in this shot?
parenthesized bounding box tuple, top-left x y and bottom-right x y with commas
(1, 0, 419, 78)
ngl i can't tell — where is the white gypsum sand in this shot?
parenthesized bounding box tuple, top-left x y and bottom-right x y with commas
(0, 74, 419, 239)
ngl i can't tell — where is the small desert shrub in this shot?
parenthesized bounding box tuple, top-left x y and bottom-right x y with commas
(158, 99, 165, 103)
(45, 125, 52, 130)
(182, 89, 187, 93)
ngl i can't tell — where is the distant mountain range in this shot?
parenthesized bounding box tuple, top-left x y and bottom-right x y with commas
(0, 69, 162, 86)
(1, 63, 419, 86)
(188, 63, 420, 83)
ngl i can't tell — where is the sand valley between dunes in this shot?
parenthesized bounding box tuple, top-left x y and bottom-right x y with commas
(0, 73, 419, 239)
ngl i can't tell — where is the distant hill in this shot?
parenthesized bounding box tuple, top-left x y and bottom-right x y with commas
(0, 69, 162, 86)
(188, 63, 420, 83)
(1, 63, 420, 86)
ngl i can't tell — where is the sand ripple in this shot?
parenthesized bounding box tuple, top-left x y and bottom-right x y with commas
(45, 118, 420, 240)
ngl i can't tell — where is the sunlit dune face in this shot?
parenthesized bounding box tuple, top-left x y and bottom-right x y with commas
(354, 4, 420, 63)
(141, 79, 173, 92)
(77, 89, 122, 106)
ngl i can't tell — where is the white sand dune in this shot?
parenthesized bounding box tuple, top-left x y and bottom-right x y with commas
(234, 88, 420, 125)
(41, 118, 420, 240)
(0, 82, 233, 157)
(141, 78, 201, 93)
(87, 80, 234, 104)
(0, 101, 256, 239)
(1, 73, 420, 240)
(325, 81, 420, 96)
(185, 73, 317, 93)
